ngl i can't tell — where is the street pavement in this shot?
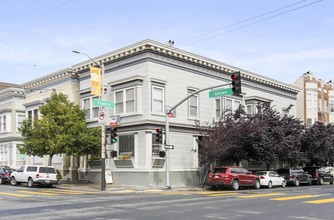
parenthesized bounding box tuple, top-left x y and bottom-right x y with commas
(56, 181, 205, 194)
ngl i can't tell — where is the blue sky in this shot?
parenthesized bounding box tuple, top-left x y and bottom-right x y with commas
(1, 0, 333, 85)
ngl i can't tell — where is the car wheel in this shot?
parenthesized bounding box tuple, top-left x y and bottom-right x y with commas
(231, 180, 239, 190)
(28, 178, 34, 188)
(210, 185, 217, 190)
(330, 181, 333, 185)
(294, 178, 300, 186)
(318, 177, 324, 185)
(10, 177, 17, 186)
(282, 180, 286, 188)
(0, 178, 4, 184)
(268, 181, 273, 189)
(254, 180, 260, 189)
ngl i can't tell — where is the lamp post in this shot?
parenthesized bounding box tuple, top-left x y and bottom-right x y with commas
(72, 50, 106, 191)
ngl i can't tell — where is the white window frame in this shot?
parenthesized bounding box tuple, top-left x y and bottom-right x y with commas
(17, 113, 26, 131)
(81, 96, 99, 120)
(188, 91, 198, 118)
(152, 86, 164, 113)
(215, 98, 222, 118)
(115, 87, 136, 115)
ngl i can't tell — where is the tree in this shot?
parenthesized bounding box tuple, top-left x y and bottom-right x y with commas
(301, 122, 334, 167)
(20, 91, 101, 165)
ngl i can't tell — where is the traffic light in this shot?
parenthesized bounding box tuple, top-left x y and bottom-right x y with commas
(110, 150, 118, 158)
(231, 71, 241, 95)
(156, 128, 163, 144)
(159, 151, 166, 158)
(110, 128, 117, 144)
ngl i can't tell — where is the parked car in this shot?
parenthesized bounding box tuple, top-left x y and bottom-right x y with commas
(10, 165, 57, 187)
(303, 167, 334, 185)
(254, 171, 286, 188)
(207, 166, 260, 190)
(0, 166, 12, 184)
(277, 167, 312, 186)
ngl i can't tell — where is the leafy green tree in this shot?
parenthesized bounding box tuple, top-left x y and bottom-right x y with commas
(20, 91, 101, 165)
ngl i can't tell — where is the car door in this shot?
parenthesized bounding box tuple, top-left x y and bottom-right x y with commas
(270, 171, 281, 185)
(15, 166, 26, 182)
(240, 168, 253, 185)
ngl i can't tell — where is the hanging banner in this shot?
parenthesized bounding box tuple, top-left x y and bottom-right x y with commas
(90, 66, 102, 96)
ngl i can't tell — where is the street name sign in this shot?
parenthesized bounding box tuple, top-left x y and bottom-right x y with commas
(209, 88, 233, 98)
(93, 99, 115, 108)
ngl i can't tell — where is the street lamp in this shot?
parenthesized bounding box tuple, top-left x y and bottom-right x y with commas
(72, 50, 107, 191)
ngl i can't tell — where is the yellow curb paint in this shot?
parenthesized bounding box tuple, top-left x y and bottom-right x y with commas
(0, 192, 29, 197)
(271, 195, 319, 201)
(41, 190, 83, 195)
(237, 193, 284, 198)
(207, 192, 239, 197)
(304, 198, 334, 204)
(17, 190, 58, 196)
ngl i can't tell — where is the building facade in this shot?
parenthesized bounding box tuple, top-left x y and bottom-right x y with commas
(72, 39, 299, 187)
(0, 86, 26, 168)
(294, 71, 334, 126)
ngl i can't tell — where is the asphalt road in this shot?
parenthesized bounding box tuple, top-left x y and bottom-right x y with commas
(1, 183, 334, 220)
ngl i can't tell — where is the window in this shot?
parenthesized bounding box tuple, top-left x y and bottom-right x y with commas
(0, 115, 7, 132)
(27, 108, 39, 123)
(225, 99, 232, 112)
(234, 100, 241, 111)
(152, 86, 164, 113)
(17, 114, 26, 130)
(330, 100, 334, 112)
(81, 96, 99, 120)
(115, 87, 136, 115)
(247, 105, 254, 115)
(313, 94, 317, 108)
(27, 166, 38, 172)
(307, 118, 312, 127)
(215, 99, 221, 118)
(119, 134, 135, 158)
(188, 91, 198, 118)
(306, 93, 312, 107)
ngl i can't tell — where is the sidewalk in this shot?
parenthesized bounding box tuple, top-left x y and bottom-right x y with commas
(56, 182, 207, 194)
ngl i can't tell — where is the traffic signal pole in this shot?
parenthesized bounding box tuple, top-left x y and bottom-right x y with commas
(164, 82, 231, 189)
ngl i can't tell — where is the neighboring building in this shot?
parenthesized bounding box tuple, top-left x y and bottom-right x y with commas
(294, 71, 334, 126)
(0, 85, 26, 168)
(72, 39, 299, 187)
(20, 68, 81, 180)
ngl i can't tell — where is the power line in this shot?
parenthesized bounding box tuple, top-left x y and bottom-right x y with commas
(179, 0, 323, 46)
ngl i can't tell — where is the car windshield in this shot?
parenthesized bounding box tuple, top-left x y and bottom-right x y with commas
(212, 168, 227, 173)
(2, 168, 11, 173)
(39, 167, 56, 174)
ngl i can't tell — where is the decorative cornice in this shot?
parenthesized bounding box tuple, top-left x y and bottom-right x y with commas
(71, 39, 299, 94)
(20, 68, 79, 90)
(0, 88, 25, 100)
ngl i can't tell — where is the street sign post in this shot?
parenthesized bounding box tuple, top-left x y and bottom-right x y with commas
(93, 99, 115, 108)
(209, 88, 233, 98)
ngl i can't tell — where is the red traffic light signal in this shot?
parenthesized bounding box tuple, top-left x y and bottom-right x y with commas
(231, 71, 241, 95)
(156, 128, 163, 143)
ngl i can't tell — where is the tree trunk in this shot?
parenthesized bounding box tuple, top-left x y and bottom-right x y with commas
(48, 155, 53, 166)
(266, 162, 271, 170)
(201, 162, 211, 188)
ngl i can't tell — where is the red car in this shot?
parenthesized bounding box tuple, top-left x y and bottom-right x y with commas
(208, 166, 260, 190)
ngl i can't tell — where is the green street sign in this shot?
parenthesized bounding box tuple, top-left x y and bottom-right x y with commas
(93, 99, 115, 108)
(209, 88, 233, 98)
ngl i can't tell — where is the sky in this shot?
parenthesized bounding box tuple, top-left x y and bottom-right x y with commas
(0, 0, 333, 85)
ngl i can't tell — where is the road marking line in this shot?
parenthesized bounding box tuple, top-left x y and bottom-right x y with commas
(0, 192, 29, 197)
(207, 192, 239, 197)
(271, 195, 320, 201)
(237, 193, 284, 198)
(304, 198, 334, 204)
(198, 191, 238, 195)
(41, 190, 84, 195)
(17, 190, 58, 196)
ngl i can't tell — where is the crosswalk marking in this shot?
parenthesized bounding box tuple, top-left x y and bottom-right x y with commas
(237, 193, 284, 198)
(271, 195, 320, 201)
(0, 192, 29, 197)
(304, 198, 334, 204)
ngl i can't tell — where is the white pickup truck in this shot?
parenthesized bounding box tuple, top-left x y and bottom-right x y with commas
(10, 165, 57, 187)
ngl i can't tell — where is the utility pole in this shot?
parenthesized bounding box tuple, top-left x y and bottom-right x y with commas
(164, 82, 230, 189)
